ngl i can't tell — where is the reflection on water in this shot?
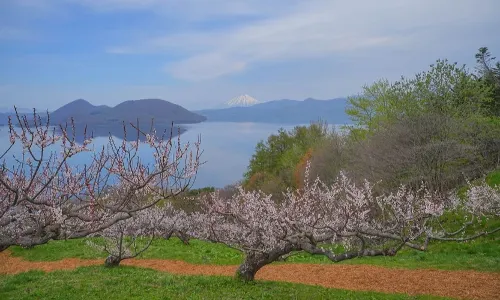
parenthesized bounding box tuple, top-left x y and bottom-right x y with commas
(0, 122, 321, 188)
(62, 122, 185, 144)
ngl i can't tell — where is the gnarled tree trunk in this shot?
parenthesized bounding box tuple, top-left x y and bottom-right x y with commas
(104, 255, 121, 267)
(236, 244, 298, 281)
(236, 253, 269, 281)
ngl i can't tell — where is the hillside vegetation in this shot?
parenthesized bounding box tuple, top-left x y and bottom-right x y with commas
(242, 47, 500, 199)
(1, 47, 499, 300)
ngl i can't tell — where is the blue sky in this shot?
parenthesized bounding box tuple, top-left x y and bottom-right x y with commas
(1, 0, 499, 110)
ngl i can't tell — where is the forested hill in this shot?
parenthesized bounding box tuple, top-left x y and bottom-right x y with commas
(0, 99, 206, 142)
(49, 98, 206, 126)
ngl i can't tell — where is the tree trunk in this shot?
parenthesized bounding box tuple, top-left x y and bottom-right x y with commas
(165, 230, 190, 245)
(104, 255, 121, 267)
(177, 231, 190, 245)
(236, 253, 267, 281)
(236, 245, 298, 281)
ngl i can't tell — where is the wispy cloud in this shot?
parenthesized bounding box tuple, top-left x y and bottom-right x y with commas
(105, 0, 499, 81)
(67, 0, 285, 20)
(1, 0, 499, 109)
(167, 53, 248, 81)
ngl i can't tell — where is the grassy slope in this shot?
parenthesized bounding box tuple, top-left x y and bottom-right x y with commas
(0, 267, 447, 300)
(9, 170, 500, 270)
(8, 234, 500, 272)
(8, 169, 500, 271)
(1, 171, 498, 300)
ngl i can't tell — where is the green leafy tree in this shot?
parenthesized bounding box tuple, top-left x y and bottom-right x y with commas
(475, 47, 500, 116)
(343, 49, 499, 192)
(345, 79, 398, 133)
(346, 59, 494, 134)
(243, 122, 330, 191)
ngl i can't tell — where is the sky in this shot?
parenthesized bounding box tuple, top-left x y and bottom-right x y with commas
(1, 0, 499, 111)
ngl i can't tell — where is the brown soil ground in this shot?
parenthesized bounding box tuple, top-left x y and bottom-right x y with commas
(1, 251, 499, 300)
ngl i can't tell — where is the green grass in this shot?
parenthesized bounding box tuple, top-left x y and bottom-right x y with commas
(0, 266, 448, 300)
(319, 239, 500, 272)
(142, 238, 243, 264)
(8, 238, 243, 264)
(8, 233, 500, 272)
(7, 169, 500, 273)
(457, 168, 500, 199)
(8, 238, 107, 261)
(486, 169, 500, 186)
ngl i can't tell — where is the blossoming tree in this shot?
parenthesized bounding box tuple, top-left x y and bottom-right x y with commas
(193, 165, 500, 281)
(86, 203, 189, 267)
(0, 109, 202, 251)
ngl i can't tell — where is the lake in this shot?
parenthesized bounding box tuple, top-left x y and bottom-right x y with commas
(175, 122, 310, 188)
(0, 122, 321, 189)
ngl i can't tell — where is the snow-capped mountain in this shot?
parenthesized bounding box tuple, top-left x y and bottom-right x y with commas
(226, 94, 259, 107)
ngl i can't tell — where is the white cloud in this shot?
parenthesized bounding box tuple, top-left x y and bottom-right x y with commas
(167, 53, 247, 81)
(2, 0, 499, 107)
(104, 0, 499, 81)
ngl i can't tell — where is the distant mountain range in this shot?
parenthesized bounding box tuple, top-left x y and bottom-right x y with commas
(0, 99, 206, 141)
(196, 97, 350, 124)
(0, 97, 352, 138)
(49, 99, 206, 126)
(0, 107, 33, 126)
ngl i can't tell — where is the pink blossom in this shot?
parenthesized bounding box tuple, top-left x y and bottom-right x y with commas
(0, 111, 202, 250)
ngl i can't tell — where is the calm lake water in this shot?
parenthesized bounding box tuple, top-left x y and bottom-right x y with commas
(182, 122, 315, 188)
(0, 122, 317, 189)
